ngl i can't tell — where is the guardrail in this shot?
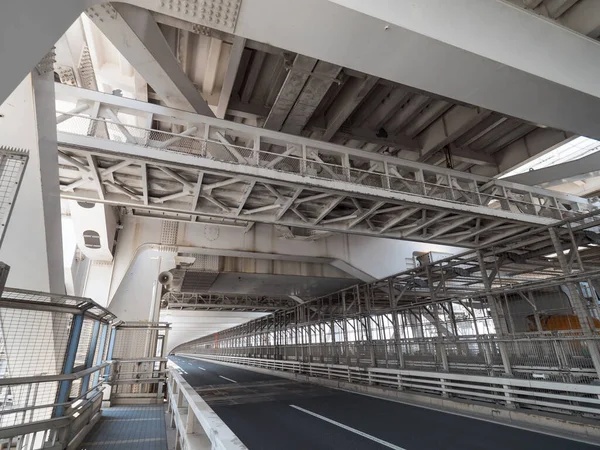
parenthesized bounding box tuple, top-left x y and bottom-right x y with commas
(108, 358, 168, 405)
(181, 354, 600, 418)
(167, 369, 246, 450)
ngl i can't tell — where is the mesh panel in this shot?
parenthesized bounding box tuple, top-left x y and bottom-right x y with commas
(0, 147, 28, 247)
(0, 381, 60, 427)
(0, 308, 71, 378)
(112, 328, 157, 359)
(74, 319, 94, 367)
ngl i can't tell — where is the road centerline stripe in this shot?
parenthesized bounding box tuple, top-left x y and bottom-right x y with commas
(198, 366, 206, 371)
(219, 375, 237, 383)
(290, 404, 406, 450)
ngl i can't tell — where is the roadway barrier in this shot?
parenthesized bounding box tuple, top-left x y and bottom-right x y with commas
(167, 369, 247, 450)
(181, 353, 600, 418)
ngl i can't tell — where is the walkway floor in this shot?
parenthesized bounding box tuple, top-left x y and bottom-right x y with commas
(79, 405, 168, 450)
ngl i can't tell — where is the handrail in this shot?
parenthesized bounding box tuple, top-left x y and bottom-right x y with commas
(0, 363, 110, 386)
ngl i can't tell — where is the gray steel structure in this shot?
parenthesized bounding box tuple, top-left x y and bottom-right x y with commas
(162, 292, 297, 311)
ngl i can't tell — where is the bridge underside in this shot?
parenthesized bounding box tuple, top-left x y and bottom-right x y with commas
(55, 86, 593, 248)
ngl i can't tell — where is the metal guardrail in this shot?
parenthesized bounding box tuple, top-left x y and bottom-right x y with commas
(181, 354, 600, 418)
(0, 284, 170, 448)
(167, 369, 246, 450)
(108, 358, 168, 405)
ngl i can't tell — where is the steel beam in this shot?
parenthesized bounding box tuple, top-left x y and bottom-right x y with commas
(228, 0, 600, 140)
(86, 3, 214, 116)
(504, 150, 600, 188)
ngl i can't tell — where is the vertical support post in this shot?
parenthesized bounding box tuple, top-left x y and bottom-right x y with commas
(55, 314, 84, 417)
(80, 320, 101, 395)
(104, 326, 117, 378)
(425, 266, 449, 372)
(549, 228, 600, 378)
(342, 154, 351, 181)
(253, 135, 261, 166)
(92, 323, 109, 388)
(388, 279, 404, 369)
(300, 144, 308, 175)
(476, 251, 513, 376)
(342, 292, 350, 365)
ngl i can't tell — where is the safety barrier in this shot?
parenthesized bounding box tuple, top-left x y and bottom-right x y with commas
(0, 286, 170, 448)
(167, 369, 246, 450)
(181, 354, 600, 418)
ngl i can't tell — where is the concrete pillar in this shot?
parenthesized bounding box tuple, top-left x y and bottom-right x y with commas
(0, 67, 64, 293)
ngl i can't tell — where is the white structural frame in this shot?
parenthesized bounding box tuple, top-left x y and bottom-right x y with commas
(55, 85, 595, 247)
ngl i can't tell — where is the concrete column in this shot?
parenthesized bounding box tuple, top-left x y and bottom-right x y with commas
(0, 67, 64, 293)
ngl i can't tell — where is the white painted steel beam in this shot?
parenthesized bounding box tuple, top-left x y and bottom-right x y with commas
(216, 37, 246, 119)
(4, 0, 600, 148)
(86, 3, 214, 116)
(53, 85, 593, 222)
(0, 72, 65, 294)
(504, 151, 600, 188)
(229, 0, 600, 140)
(55, 138, 551, 248)
(321, 76, 378, 141)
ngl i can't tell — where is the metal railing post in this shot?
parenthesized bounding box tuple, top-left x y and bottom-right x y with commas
(104, 327, 117, 379)
(92, 323, 109, 388)
(54, 314, 84, 417)
(80, 320, 101, 395)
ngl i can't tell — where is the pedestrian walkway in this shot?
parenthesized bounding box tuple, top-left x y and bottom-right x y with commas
(79, 405, 168, 450)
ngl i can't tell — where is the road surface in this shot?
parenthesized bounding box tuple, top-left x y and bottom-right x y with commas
(169, 355, 599, 450)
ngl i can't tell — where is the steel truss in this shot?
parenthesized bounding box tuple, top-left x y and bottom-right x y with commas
(175, 211, 600, 383)
(162, 292, 297, 311)
(55, 84, 595, 247)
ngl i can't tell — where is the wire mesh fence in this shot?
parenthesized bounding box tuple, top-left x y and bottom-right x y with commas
(0, 287, 116, 438)
(0, 147, 28, 248)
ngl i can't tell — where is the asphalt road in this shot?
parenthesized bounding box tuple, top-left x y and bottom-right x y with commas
(169, 355, 281, 386)
(170, 356, 600, 450)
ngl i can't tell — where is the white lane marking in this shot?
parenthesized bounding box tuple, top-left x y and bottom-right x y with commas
(168, 360, 188, 374)
(290, 405, 406, 450)
(337, 389, 600, 448)
(198, 366, 206, 371)
(219, 375, 237, 383)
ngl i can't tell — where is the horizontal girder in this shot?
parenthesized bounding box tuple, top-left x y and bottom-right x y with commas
(55, 86, 595, 247)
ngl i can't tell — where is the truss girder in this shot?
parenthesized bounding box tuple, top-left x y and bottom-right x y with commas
(55, 85, 596, 247)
